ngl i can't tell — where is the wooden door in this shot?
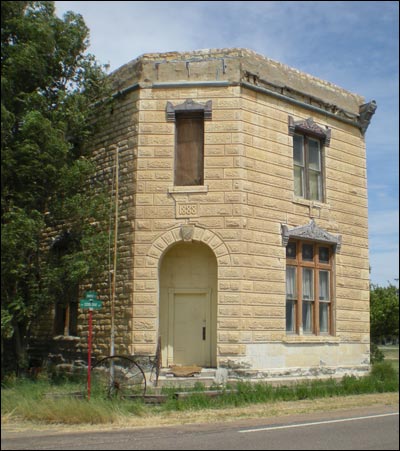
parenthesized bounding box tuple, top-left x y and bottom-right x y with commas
(169, 290, 210, 366)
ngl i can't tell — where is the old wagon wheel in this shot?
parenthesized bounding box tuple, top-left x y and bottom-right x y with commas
(91, 355, 146, 398)
(149, 336, 162, 387)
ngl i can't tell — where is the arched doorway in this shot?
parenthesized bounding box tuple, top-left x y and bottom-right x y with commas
(159, 241, 217, 367)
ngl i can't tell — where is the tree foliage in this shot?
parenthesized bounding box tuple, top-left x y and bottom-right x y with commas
(1, 1, 110, 369)
(370, 283, 399, 343)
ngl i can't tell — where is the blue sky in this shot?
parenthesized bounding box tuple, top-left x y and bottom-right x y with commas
(55, 1, 399, 287)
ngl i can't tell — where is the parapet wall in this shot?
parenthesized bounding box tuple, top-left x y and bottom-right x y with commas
(110, 48, 364, 115)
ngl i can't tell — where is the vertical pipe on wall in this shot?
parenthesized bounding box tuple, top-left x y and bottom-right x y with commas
(110, 146, 119, 356)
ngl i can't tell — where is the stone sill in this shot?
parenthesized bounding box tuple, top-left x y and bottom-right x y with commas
(283, 335, 340, 344)
(292, 196, 330, 210)
(168, 185, 209, 194)
(53, 335, 80, 342)
(227, 365, 370, 383)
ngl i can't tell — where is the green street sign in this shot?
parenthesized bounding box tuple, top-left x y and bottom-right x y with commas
(80, 291, 102, 309)
(80, 299, 103, 310)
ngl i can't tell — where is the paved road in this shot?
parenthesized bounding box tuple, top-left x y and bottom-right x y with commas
(2, 406, 399, 450)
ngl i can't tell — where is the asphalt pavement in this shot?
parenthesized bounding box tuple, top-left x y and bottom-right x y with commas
(2, 405, 399, 450)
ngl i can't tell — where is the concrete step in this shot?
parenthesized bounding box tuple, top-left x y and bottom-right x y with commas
(153, 368, 221, 388)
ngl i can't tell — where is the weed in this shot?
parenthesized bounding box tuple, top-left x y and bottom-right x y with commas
(1, 362, 398, 425)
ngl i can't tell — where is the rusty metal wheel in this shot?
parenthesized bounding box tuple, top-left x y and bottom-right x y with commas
(91, 355, 146, 398)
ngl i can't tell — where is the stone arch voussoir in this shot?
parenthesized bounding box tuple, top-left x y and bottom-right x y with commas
(146, 225, 231, 268)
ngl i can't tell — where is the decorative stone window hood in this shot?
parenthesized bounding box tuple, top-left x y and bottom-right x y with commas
(166, 99, 212, 122)
(281, 219, 342, 252)
(288, 116, 331, 146)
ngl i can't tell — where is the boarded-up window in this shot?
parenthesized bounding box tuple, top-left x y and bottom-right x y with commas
(175, 112, 204, 186)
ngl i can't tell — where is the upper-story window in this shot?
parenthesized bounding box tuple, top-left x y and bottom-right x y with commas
(175, 112, 204, 186)
(293, 134, 323, 201)
(166, 99, 212, 187)
(289, 116, 331, 203)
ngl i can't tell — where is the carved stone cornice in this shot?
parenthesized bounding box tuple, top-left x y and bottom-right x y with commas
(358, 100, 377, 136)
(281, 220, 341, 252)
(288, 116, 331, 147)
(166, 99, 212, 122)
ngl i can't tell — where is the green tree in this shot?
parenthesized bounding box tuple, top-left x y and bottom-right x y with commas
(370, 283, 399, 344)
(1, 1, 110, 372)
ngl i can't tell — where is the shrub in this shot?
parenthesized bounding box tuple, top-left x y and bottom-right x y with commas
(370, 361, 398, 385)
(370, 343, 385, 364)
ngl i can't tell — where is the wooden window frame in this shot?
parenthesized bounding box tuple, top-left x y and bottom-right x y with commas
(286, 240, 334, 336)
(288, 116, 331, 203)
(50, 231, 80, 337)
(54, 301, 78, 337)
(293, 133, 324, 202)
(166, 99, 212, 187)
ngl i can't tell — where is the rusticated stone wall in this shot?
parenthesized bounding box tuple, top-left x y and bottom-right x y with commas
(30, 49, 373, 379)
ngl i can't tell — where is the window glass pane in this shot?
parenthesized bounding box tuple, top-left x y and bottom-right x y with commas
(286, 242, 297, 259)
(293, 135, 304, 165)
(319, 303, 329, 333)
(319, 247, 330, 263)
(309, 170, 322, 201)
(286, 267, 297, 333)
(286, 300, 295, 332)
(302, 244, 314, 261)
(286, 267, 297, 299)
(303, 301, 313, 332)
(294, 166, 304, 197)
(302, 268, 314, 300)
(308, 139, 321, 171)
(319, 271, 330, 301)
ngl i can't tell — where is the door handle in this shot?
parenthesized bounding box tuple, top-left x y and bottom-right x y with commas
(202, 326, 206, 341)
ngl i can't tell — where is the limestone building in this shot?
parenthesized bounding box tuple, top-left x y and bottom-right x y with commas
(45, 49, 377, 380)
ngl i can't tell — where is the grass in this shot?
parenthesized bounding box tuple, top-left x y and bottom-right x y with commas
(2, 360, 398, 426)
(159, 363, 398, 412)
(1, 377, 145, 425)
(379, 345, 399, 374)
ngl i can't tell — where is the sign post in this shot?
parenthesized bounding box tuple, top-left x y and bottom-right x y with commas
(87, 308, 92, 400)
(80, 291, 102, 400)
